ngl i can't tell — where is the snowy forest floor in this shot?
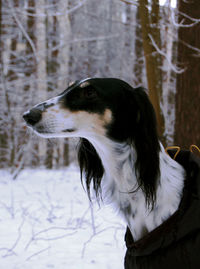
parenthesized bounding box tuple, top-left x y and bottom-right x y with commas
(0, 167, 126, 269)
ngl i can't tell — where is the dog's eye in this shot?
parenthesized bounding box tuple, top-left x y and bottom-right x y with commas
(82, 87, 97, 99)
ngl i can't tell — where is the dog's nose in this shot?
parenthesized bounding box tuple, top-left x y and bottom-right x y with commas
(23, 108, 42, 126)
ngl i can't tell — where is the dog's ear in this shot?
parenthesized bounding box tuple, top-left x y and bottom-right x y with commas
(77, 138, 104, 200)
(126, 87, 160, 209)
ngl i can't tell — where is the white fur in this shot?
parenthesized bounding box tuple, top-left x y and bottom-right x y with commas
(88, 138, 185, 241)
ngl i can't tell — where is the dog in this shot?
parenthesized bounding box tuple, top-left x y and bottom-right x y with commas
(23, 78, 185, 242)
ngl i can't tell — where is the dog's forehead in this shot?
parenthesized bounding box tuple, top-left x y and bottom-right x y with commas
(79, 81, 90, 88)
(78, 77, 92, 88)
(58, 78, 92, 96)
(70, 78, 91, 88)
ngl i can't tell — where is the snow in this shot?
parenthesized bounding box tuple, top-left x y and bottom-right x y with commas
(0, 167, 126, 269)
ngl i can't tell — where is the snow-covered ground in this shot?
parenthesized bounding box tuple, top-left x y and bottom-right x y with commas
(0, 167, 126, 269)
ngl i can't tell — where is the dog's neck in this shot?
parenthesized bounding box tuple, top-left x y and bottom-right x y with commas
(87, 136, 185, 241)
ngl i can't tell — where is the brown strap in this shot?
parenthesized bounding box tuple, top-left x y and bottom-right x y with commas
(165, 146, 181, 160)
(165, 145, 200, 159)
(190, 145, 200, 157)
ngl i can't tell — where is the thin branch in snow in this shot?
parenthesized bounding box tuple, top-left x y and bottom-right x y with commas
(24, 226, 77, 251)
(89, 202, 96, 235)
(0, 186, 15, 218)
(0, 247, 17, 258)
(31, 231, 77, 242)
(30, 226, 78, 238)
(81, 234, 95, 259)
(148, 34, 185, 74)
(26, 247, 51, 261)
(2, 217, 25, 258)
(81, 226, 124, 258)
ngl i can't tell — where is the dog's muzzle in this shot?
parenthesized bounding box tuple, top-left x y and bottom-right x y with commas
(23, 102, 48, 126)
(23, 107, 42, 126)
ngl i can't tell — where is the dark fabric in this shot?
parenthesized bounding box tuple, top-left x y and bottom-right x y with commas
(124, 150, 200, 269)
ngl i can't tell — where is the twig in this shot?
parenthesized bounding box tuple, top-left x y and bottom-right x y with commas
(119, 0, 138, 5)
(81, 226, 124, 258)
(2, 217, 25, 258)
(24, 226, 77, 251)
(30, 231, 77, 242)
(89, 202, 96, 235)
(148, 34, 185, 74)
(0, 247, 17, 258)
(0, 186, 15, 218)
(26, 247, 50, 261)
(15, 0, 88, 17)
(171, 9, 200, 28)
(68, 34, 120, 44)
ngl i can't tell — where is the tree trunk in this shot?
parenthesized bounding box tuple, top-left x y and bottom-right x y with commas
(24, 0, 38, 166)
(45, 8, 58, 169)
(161, 3, 177, 145)
(58, 0, 71, 167)
(35, 0, 47, 167)
(0, 0, 4, 168)
(138, 0, 165, 141)
(133, 7, 143, 86)
(7, 0, 19, 167)
(174, 0, 200, 148)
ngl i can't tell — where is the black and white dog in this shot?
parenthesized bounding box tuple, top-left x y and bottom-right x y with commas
(23, 78, 185, 241)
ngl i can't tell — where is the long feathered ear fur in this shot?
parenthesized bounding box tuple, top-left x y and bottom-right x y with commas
(77, 81, 160, 209)
(128, 87, 160, 209)
(77, 138, 104, 200)
(106, 82, 160, 209)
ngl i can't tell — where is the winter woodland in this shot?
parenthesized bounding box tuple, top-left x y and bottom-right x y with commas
(0, 0, 182, 170)
(0, 0, 199, 268)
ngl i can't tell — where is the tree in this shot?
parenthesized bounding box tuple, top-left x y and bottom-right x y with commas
(0, 0, 4, 168)
(174, 0, 200, 148)
(58, 0, 71, 167)
(138, 0, 165, 141)
(133, 8, 144, 86)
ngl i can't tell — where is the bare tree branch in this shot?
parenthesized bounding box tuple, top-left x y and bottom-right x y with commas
(171, 8, 200, 28)
(2, 217, 25, 258)
(15, 0, 88, 17)
(119, 0, 138, 5)
(26, 247, 51, 261)
(148, 34, 185, 74)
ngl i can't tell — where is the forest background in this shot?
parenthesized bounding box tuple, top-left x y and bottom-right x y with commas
(0, 0, 200, 174)
(0, 1, 200, 268)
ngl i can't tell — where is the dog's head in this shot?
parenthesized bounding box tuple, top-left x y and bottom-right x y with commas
(23, 78, 160, 206)
(23, 78, 156, 141)
(23, 78, 114, 139)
